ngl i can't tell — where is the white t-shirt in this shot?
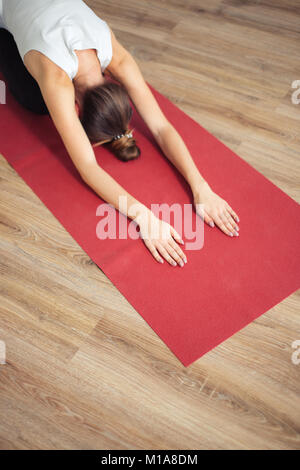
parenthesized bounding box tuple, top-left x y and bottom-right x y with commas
(0, 0, 113, 80)
(0, 0, 4, 28)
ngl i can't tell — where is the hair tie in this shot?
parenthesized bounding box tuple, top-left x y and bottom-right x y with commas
(113, 130, 133, 141)
(92, 129, 134, 148)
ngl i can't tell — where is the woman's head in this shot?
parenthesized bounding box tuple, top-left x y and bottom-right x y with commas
(80, 82, 141, 161)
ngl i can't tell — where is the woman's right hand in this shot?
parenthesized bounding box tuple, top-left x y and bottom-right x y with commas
(136, 211, 187, 267)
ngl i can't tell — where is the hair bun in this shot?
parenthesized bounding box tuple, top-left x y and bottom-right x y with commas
(80, 82, 141, 161)
(110, 130, 141, 161)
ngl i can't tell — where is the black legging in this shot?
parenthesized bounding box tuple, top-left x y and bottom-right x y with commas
(0, 28, 49, 115)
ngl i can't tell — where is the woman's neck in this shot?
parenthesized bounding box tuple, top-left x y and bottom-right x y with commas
(73, 49, 107, 108)
(73, 72, 106, 109)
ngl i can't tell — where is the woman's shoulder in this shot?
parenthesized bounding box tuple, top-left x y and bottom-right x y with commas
(105, 27, 130, 75)
(24, 50, 70, 84)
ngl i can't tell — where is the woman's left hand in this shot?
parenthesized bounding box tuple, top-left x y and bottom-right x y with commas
(193, 180, 240, 237)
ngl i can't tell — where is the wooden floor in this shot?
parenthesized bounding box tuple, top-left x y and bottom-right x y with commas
(1, 0, 300, 450)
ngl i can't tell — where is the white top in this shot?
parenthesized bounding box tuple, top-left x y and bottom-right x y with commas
(0, 0, 113, 80)
(0, 0, 4, 28)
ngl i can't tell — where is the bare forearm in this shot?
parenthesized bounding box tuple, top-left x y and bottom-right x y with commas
(81, 163, 150, 222)
(156, 124, 206, 192)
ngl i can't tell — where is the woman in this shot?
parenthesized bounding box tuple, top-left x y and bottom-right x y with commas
(0, 0, 239, 267)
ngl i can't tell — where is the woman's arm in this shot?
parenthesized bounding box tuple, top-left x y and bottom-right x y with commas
(107, 48, 205, 188)
(109, 51, 240, 237)
(38, 70, 147, 219)
(37, 67, 186, 266)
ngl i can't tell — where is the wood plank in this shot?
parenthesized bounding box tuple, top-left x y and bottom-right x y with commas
(0, 0, 299, 450)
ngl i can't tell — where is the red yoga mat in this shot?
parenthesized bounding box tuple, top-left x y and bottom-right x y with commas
(1, 73, 300, 366)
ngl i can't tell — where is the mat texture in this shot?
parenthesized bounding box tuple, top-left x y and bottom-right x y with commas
(1, 72, 299, 366)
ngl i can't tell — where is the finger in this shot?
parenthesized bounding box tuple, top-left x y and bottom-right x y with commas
(157, 244, 178, 267)
(195, 203, 205, 221)
(223, 210, 239, 234)
(166, 244, 184, 267)
(226, 204, 240, 224)
(203, 211, 215, 228)
(195, 205, 214, 228)
(144, 240, 164, 264)
(170, 226, 184, 245)
(167, 240, 186, 267)
(166, 242, 185, 266)
(169, 238, 187, 264)
(220, 211, 238, 236)
(213, 214, 235, 237)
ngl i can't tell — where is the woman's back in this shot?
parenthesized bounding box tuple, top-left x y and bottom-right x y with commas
(1, 0, 113, 80)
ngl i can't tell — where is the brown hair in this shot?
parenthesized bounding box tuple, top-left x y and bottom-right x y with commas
(80, 82, 141, 161)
